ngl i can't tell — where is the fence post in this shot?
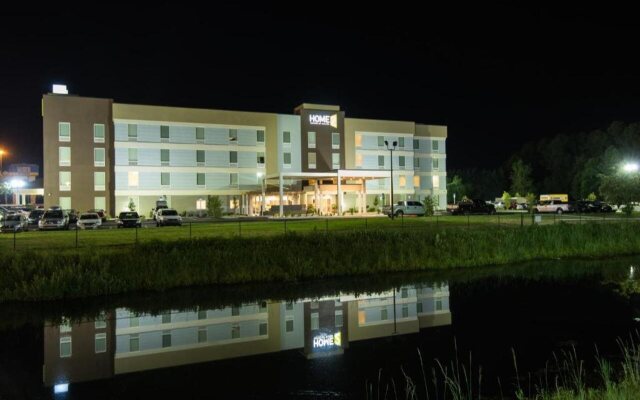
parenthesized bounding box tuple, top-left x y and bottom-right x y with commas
(401, 213, 404, 229)
(13, 228, 16, 251)
(75, 226, 78, 248)
(436, 215, 439, 227)
(135, 225, 138, 246)
(467, 214, 470, 228)
(190, 222, 192, 239)
(238, 220, 241, 237)
(497, 214, 500, 226)
(520, 213, 523, 227)
(365, 218, 367, 231)
(325, 218, 328, 234)
(554, 214, 556, 224)
(284, 219, 287, 234)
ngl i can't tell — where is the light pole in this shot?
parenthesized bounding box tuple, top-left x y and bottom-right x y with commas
(257, 172, 265, 216)
(384, 140, 398, 220)
(0, 149, 4, 174)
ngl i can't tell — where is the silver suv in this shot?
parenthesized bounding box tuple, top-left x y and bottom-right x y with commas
(385, 201, 426, 217)
(155, 208, 182, 227)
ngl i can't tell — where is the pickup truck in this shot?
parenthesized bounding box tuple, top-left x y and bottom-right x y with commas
(532, 200, 571, 214)
(449, 199, 496, 215)
(384, 201, 426, 217)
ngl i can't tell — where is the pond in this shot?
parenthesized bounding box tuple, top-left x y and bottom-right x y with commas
(1, 257, 638, 399)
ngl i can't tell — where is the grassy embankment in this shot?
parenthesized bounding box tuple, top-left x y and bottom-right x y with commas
(1, 221, 640, 302)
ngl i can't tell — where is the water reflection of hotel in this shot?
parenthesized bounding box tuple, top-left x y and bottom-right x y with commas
(44, 284, 451, 390)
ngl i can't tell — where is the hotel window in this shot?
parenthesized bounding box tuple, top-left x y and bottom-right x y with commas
(229, 151, 238, 166)
(60, 337, 72, 358)
(128, 148, 138, 165)
(378, 155, 385, 169)
(285, 317, 294, 332)
(332, 153, 340, 170)
(399, 156, 406, 169)
(257, 130, 265, 143)
(402, 305, 409, 318)
(94, 124, 105, 143)
(128, 124, 137, 141)
(378, 136, 384, 148)
(401, 288, 408, 298)
(435, 298, 443, 311)
(231, 324, 240, 339)
(59, 147, 71, 167)
(381, 308, 388, 320)
(162, 331, 171, 348)
(58, 122, 70, 142)
(282, 131, 291, 145)
(198, 327, 207, 343)
(257, 152, 265, 166)
(332, 132, 340, 149)
(308, 152, 316, 169)
(94, 172, 105, 191)
(160, 126, 170, 142)
(129, 315, 139, 328)
(197, 150, 205, 166)
(94, 148, 105, 167)
(129, 334, 139, 352)
(162, 313, 171, 324)
(398, 137, 405, 148)
(198, 310, 207, 320)
(59, 171, 71, 191)
(308, 131, 316, 149)
(59, 197, 71, 210)
(259, 322, 267, 336)
(161, 172, 170, 186)
(335, 310, 343, 327)
(196, 127, 205, 143)
(95, 333, 107, 353)
(432, 175, 440, 189)
(432, 158, 439, 171)
(413, 176, 420, 188)
(128, 171, 139, 187)
(161, 149, 170, 166)
(417, 302, 423, 314)
(95, 316, 107, 330)
(197, 173, 205, 187)
(283, 152, 291, 168)
(310, 312, 319, 330)
(355, 134, 362, 148)
(260, 301, 267, 312)
(60, 319, 72, 333)
(285, 302, 294, 311)
(432, 140, 439, 152)
(414, 158, 420, 168)
(356, 154, 363, 168)
(229, 129, 238, 143)
(95, 196, 106, 210)
(399, 176, 407, 188)
(232, 306, 240, 316)
(413, 139, 419, 149)
(230, 173, 238, 187)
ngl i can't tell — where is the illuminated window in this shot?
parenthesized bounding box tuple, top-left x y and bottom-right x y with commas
(283, 152, 291, 167)
(60, 337, 72, 358)
(59, 197, 71, 210)
(161, 172, 170, 186)
(399, 176, 406, 188)
(59, 147, 71, 166)
(332, 132, 340, 149)
(59, 171, 71, 191)
(332, 153, 340, 170)
(128, 171, 139, 187)
(58, 122, 70, 142)
(308, 132, 316, 148)
(356, 154, 363, 167)
(308, 153, 316, 169)
(413, 176, 420, 188)
(94, 124, 105, 143)
(355, 134, 362, 147)
(432, 175, 440, 189)
(335, 310, 343, 327)
(95, 333, 106, 353)
(94, 172, 105, 191)
(358, 310, 366, 325)
(95, 196, 106, 211)
(94, 148, 105, 167)
(196, 198, 206, 210)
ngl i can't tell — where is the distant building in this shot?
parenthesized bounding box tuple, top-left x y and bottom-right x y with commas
(43, 88, 447, 216)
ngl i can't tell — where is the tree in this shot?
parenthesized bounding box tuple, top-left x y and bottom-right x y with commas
(128, 198, 136, 212)
(587, 192, 597, 201)
(0, 181, 12, 204)
(525, 192, 536, 213)
(599, 174, 640, 216)
(510, 159, 534, 196)
(422, 196, 436, 217)
(502, 191, 512, 208)
(207, 195, 223, 218)
(446, 175, 467, 203)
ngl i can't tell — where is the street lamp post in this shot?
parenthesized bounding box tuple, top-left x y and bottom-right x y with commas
(0, 149, 4, 174)
(384, 140, 398, 220)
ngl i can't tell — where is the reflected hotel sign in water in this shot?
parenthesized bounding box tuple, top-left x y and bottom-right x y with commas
(42, 283, 451, 391)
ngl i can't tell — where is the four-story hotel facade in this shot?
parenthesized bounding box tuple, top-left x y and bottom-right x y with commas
(43, 91, 447, 217)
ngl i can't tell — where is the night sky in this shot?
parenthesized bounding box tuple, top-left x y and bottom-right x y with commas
(2, 4, 640, 171)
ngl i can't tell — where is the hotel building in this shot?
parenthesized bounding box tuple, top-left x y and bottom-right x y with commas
(43, 89, 447, 217)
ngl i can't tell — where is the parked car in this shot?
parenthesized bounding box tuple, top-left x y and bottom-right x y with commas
(384, 201, 426, 217)
(533, 200, 571, 214)
(1, 213, 28, 233)
(117, 211, 142, 228)
(450, 199, 496, 215)
(76, 213, 102, 229)
(88, 209, 107, 222)
(27, 209, 45, 227)
(155, 208, 182, 227)
(574, 200, 614, 213)
(38, 209, 69, 230)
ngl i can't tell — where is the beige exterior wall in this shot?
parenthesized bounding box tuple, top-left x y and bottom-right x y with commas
(344, 118, 416, 169)
(415, 124, 447, 138)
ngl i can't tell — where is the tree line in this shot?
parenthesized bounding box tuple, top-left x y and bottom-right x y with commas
(447, 121, 640, 208)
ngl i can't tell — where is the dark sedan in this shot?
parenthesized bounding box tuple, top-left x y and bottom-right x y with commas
(450, 199, 496, 215)
(117, 211, 142, 228)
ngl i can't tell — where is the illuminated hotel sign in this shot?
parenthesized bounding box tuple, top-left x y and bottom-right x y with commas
(309, 114, 338, 128)
(312, 331, 342, 349)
